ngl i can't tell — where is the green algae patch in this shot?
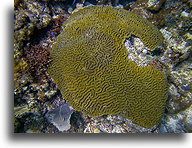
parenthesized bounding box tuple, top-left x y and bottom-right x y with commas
(48, 5, 168, 128)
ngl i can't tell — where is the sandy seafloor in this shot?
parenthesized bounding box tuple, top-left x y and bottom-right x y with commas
(13, 0, 192, 133)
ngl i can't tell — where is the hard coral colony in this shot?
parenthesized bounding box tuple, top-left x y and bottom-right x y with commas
(48, 5, 168, 128)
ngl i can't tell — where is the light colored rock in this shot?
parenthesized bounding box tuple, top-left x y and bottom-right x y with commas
(45, 104, 74, 132)
(180, 11, 190, 17)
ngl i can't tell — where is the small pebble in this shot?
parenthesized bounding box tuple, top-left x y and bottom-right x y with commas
(180, 11, 189, 17)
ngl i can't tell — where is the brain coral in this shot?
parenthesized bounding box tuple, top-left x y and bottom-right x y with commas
(48, 5, 168, 128)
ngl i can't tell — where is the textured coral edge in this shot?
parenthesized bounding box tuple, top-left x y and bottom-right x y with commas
(64, 5, 164, 50)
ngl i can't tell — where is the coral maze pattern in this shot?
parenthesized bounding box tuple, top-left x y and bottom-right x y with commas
(48, 5, 168, 128)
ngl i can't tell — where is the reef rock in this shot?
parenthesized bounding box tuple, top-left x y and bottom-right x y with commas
(45, 104, 74, 132)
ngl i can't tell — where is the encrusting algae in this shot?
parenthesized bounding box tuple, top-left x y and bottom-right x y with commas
(48, 5, 168, 128)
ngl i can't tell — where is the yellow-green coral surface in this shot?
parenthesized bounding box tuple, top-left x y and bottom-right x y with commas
(48, 5, 168, 128)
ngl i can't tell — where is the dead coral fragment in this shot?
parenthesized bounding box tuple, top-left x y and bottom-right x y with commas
(48, 5, 167, 128)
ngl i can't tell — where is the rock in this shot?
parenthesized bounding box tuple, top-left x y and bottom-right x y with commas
(180, 11, 190, 17)
(45, 104, 74, 132)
